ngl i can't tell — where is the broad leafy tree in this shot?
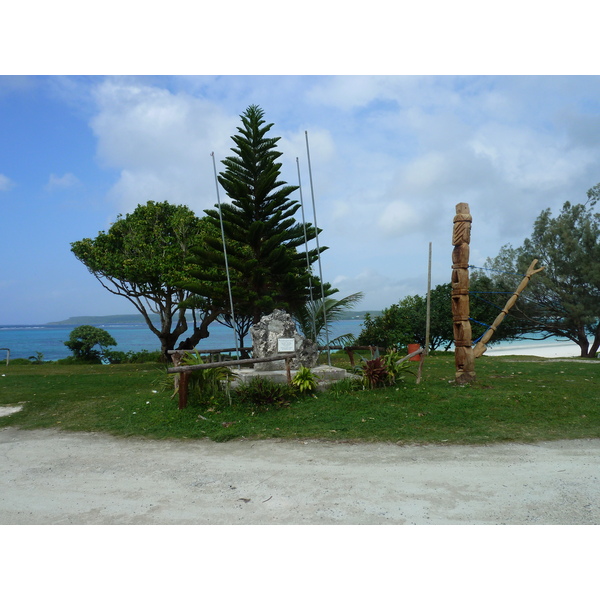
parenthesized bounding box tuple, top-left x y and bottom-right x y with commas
(358, 284, 455, 351)
(183, 105, 328, 332)
(477, 185, 600, 357)
(64, 325, 117, 362)
(71, 201, 220, 361)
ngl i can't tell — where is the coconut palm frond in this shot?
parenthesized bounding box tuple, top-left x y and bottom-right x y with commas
(295, 292, 364, 345)
(325, 333, 357, 349)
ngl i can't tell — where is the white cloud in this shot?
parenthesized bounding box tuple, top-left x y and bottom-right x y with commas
(0, 173, 15, 191)
(82, 75, 600, 312)
(45, 172, 80, 191)
(90, 79, 239, 215)
(467, 124, 594, 192)
(331, 269, 426, 311)
(306, 76, 392, 110)
(279, 127, 336, 169)
(305, 76, 436, 112)
(378, 201, 422, 237)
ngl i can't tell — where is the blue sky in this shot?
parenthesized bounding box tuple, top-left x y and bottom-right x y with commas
(1, 2, 598, 325)
(2, 74, 600, 324)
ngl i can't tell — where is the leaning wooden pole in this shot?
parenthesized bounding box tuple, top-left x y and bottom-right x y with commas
(451, 203, 476, 384)
(472, 259, 544, 358)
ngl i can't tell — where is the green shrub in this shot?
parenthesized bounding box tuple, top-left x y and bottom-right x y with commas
(126, 349, 162, 363)
(105, 349, 163, 364)
(56, 355, 88, 365)
(381, 349, 413, 385)
(104, 350, 128, 364)
(179, 349, 237, 406)
(291, 366, 319, 394)
(361, 356, 388, 389)
(233, 377, 296, 407)
(64, 325, 117, 362)
(325, 376, 363, 398)
(7, 358, 33, 365)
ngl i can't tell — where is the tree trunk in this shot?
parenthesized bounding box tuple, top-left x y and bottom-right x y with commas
(586, 323, 600, 358)
(176, 311, 220, 351)
(159, 336, 172, 363)
(575, 324, 590, 358)
(157, 309, 187, 363)
(158, 328, 187, 362)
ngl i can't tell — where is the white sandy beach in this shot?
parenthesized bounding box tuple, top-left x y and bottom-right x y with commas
(483, 339, 585, 358)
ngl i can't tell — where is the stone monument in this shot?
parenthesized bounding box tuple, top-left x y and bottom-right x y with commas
(250, 309, 319, 371)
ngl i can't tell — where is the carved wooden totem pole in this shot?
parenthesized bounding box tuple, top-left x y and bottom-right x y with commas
(451, 203, 476, 384)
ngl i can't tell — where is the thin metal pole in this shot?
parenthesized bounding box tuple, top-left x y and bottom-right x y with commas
(425, 242, 432, 356)
(296, 157, 317, 342)
(211, 152, 240, 363)
(305, 131, 331, 366)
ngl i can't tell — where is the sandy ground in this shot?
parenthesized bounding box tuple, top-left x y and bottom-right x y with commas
(1, 426, 599, 525)
(484, 341, 582, 358)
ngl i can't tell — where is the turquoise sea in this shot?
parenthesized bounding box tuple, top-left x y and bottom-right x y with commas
(0, 320, 366, 362)
(0, 319, 584, 362)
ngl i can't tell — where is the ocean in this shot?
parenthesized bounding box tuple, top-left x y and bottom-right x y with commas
(0, 319, 367, 362)
(0, 319, 585, 362)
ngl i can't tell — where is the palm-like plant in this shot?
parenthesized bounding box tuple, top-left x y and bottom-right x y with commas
(295, 291, 364, 348)
(178, 349, 238, 404)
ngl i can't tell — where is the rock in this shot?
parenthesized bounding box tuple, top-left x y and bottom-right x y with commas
(250, 309, 319, 371)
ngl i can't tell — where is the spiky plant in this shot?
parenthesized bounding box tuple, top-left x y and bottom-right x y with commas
(362, 357, 389, 389)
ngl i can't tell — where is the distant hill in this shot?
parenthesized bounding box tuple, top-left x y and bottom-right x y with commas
(46, 314, 159, 326)
(47, 310, 380, 326)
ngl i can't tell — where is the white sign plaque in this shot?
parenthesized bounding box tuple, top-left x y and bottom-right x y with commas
(277, 338, 295, 353)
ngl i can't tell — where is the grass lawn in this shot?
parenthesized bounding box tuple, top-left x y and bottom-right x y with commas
(1, 353, 599, 444)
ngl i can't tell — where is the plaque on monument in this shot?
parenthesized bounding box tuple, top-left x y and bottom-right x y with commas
(277, 338, 295, 353)
(250, 310, 318, 371)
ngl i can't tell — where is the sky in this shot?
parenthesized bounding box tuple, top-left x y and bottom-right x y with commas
(2, 74, 600, 325)
(1, 5, 599, 325)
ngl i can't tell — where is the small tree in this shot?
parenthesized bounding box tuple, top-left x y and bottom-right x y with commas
(64, 326, 117, 362)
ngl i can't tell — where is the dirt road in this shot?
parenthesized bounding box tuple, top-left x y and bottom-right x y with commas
(1, 427, 598, 524)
